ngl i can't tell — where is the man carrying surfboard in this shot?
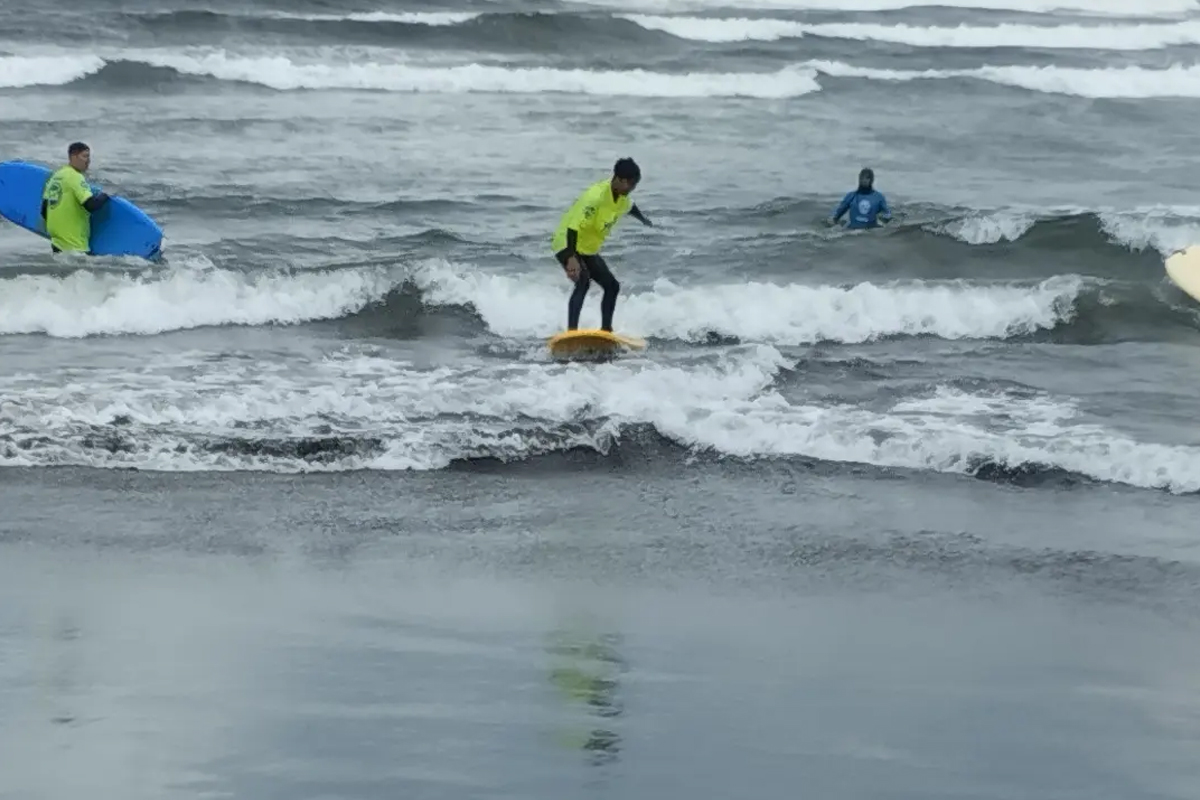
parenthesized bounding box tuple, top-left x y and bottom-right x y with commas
(552, 158, 652, 332)
(40, 142, 110, 254)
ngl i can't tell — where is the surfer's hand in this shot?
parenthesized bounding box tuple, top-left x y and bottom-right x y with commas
(564, 256, 581, 282)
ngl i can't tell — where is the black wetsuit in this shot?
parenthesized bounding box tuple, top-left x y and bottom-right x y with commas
(555, 204, 649, 331)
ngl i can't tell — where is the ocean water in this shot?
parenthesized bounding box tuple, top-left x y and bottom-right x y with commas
(4, 0, 1200, 798)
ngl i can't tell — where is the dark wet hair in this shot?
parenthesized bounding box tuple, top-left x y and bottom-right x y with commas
(68, 142, 90, 156)
(614, 157, 640, 182)
(859, 167, 874, 183)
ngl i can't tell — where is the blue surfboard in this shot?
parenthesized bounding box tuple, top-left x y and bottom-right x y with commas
(0, 160, 163, 260)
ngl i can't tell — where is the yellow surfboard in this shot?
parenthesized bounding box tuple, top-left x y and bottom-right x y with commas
(547, 328, 646, 359)
(1166, 245, 1200, 303)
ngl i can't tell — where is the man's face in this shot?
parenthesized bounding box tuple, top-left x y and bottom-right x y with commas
(70, 149, 91, 172)
(613, 177, 638, 197)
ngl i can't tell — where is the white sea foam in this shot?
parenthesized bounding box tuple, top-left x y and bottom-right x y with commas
(626, 14, 1200, 49)
(659, 384, 1200, 494)
(0, 54, 105, 88)
(0, 255, 1083, 343)
(0, 259, 1181, 489)
(3, 347, 1197, 494)
(11, 49, 1200, 101)
(120, 52, 821, 97)
(4, 50, 818, 97)
(623, 15, 812, 42)
(410, 259, 1080, 344)
(927, 212, 1040, 244)
(809, 59, 1200, 98)
(570, 0, 1196, 17)
(1098, 211, 1200, 254)
(280, 11, 481, 25)
(0, 263, 400, 338)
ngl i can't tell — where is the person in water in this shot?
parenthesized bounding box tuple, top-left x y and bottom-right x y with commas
(40, 141, 110, 254)
(552, 157, 652, 332)
(829, 167, 892, 230)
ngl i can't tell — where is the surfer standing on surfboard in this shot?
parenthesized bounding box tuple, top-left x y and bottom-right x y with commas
(828, 167, 892, 230)
(40, 142, 110, 255)
(552, 158, 653, 332)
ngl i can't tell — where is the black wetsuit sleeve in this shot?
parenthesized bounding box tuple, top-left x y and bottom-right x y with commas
(563, 228, 578, 259)
(630, 204, 652, 226)
(83, 192, 109, 213)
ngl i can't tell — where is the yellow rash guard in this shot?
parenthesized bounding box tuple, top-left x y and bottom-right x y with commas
(42, 166, 95, 252)
(552, 178, 632, 256)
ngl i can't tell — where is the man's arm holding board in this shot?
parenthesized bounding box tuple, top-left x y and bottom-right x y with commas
(40, 173, 110, 221)
(72, 170, 110, 213)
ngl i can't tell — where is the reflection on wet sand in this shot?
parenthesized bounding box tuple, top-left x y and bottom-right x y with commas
(547, 627, 627, 766)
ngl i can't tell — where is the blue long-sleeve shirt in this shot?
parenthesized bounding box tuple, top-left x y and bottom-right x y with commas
(831, 189, 891, 229)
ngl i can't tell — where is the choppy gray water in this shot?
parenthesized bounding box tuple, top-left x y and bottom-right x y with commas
(4, 0, 1200, 797)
